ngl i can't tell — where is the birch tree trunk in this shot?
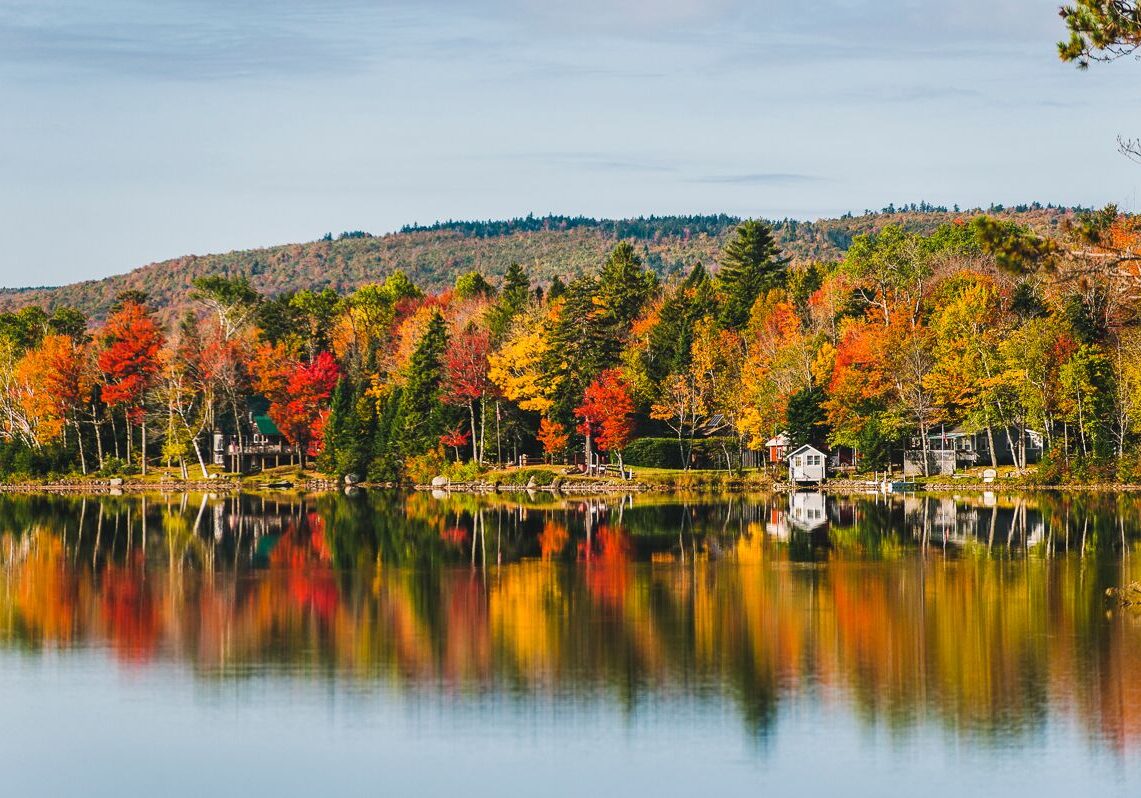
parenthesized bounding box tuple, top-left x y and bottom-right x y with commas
(479, 397, 487, 465)
(110, 412, 120, 460)
(92, 406, 105, 470)
(468, 399, 478, 463)
(190, 435, 209, 479)
(74, 420, 87, 475)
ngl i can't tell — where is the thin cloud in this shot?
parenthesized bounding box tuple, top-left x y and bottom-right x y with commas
(0, 1, 385, 80)
(526, 152, 680, 174)
(691, 173, 827, 185)
(0, 0, 1061, 83)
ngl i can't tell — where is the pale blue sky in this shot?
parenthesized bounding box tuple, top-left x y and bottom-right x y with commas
(1, 0, 1139, 287)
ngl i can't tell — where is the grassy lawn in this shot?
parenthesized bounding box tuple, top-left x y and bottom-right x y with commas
(629, 466, 778, 488)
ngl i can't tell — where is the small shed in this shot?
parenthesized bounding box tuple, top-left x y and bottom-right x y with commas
(788, 444, 828, 484)
(765, 433, 790, 464)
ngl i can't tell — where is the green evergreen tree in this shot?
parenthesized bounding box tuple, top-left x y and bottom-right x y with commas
(544, 277, 621, 420)
(785, 385, 828, 449)
(487, 262, 531, 340)
(47, 307, 89, 343)
(787, 262, 823, 325)
(716, 220, 787, 330)
(855, 416, 896, 474)
(500, 261, 530, 310)
(597, 242, 657, 330)
(322, 375, 377, 477)
(255, 292, 304, 345)
(1058, 1, 1141, 68)
(643, 263, 714, 386)
(1064, 290, 1109, 344)
(396, 311, 450, 456)
(368, 388, 405, 482)
(1011, 281, 1048, 321)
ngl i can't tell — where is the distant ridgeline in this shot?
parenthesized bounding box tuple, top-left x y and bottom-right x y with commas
(397, 213, 742, 239)
(0, 205, 1083, 324)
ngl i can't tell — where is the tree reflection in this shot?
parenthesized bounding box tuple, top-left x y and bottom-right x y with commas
(2, 490, 1141, 750)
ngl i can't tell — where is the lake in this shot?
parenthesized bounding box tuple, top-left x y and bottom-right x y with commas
(2, 489, 1141, 796)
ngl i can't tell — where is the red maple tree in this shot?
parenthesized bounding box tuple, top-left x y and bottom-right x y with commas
(574, 369, 634, 472)
(443, 327, 493, 463)
(440, 425, 472, 460)
(268, 351, 340, 462)
(97, 301, 164, 470)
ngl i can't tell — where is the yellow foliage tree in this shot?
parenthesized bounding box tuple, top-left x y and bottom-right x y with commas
(487, 309, 557, 414)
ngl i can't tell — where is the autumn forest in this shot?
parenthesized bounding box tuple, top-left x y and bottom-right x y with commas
(0, 205, 1140, 485)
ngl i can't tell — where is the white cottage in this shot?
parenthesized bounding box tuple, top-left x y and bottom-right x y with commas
(788, 444, 828, 484)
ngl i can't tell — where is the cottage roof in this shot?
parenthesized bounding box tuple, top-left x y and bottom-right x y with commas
(787, 444, 827, 460)
(926, 426, 971, 439)
(253, 414, 281, 436)
(696, 413, 729, 437)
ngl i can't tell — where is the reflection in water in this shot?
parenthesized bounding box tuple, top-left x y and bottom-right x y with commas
(4, 490, 1141, 760)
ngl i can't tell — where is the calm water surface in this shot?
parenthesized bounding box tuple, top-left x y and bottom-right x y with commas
(3, 490, 1141, 796)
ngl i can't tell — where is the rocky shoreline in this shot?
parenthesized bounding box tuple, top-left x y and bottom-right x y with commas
(0, 477, 341, 494)
(414, 475, 652, 494)
(4, 474, 1141, 497)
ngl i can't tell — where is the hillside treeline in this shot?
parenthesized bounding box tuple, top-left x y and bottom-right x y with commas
(1, 206, 1138, 483)
(0, 207, 1081, 328)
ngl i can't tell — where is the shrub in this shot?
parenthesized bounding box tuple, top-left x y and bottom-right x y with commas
(623, 438, 683, 469)
(623, 437, 739, 470)
(1117, 451, 1141, 484)
(95, 457, 139, 477)
(444, 460, 482, 482)
(404, 449, 447, 485)
(0, 439, 77, 480)
(1027, 450, 1065, 486)
(500, 468, 557, 486)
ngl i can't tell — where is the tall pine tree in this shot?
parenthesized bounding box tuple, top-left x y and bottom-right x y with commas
(716, 220, 787, 331)
(785, 385, 828, 449)
(544, 277, 622, 422)
(395, 311, 451, 457)
(597, 242, 657, 331)
(322, 374, 377, 478)
(488, 262, 531, 341)
(644, 263, 714, 385)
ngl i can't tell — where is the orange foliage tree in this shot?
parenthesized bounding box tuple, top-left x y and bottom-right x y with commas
(29, 334, 94, 472)
(537, 417, 570, 463)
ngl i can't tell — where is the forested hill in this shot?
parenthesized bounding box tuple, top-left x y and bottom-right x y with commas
(0, 205, 1081, 324)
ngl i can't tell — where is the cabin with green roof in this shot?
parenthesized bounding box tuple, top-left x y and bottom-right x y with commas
(211, 404, 299, 473)
(252, 413, 282, 441)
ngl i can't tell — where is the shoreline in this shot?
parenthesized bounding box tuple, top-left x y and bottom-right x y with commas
(5, 475, 1141, 496)
(0, 479, 340, 495)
